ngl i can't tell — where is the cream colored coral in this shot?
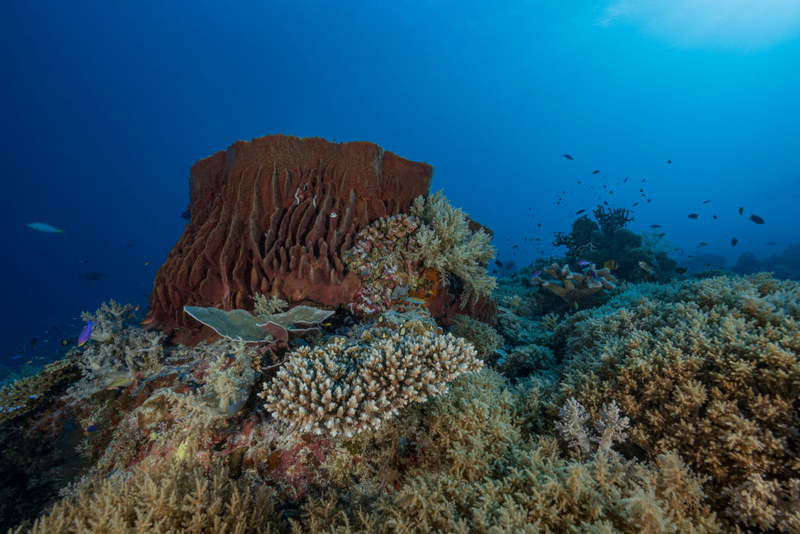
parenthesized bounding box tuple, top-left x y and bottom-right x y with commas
(260, 331, 482, 437)
(410, 191, 496, 306)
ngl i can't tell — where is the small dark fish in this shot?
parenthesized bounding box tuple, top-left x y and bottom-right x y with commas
(591, 170, 600, 174)
(698, 242, 708, 246)
(731, 238, 738, 247)
(576, 209, 585, 214)
(78, 259, 88, 265)
(749, 214, 765, 224)
(512, 245, 519, 249)
(667, 159, 672, 164)
(77, 272, 107, 281)
(30, 337, 38, 347)
(181, 210, 191, 221)
(491, 269, 498, 274)
(563, 154, 574, 160)
(713, 215, 718, 219)
(537, 223, 541, 227)
(767, 241, 777, 245)
(61, 338, 71, 346)
(675, 267, 688, 274)
(52, 324, 58, 330)
(739, 206, 744, 216)
(126, 243, 135, 248)
(688, 213, 699, 219)
(650, 224, 661, 228)
(632, 202, 639, 207)
(494, 260, 503, 268)
(702, 200, 711, 204)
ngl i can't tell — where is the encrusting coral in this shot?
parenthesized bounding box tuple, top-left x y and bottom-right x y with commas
(260, 330, 482, 437)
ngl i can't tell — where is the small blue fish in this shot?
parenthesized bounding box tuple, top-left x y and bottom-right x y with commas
(78, 321, 96, 347)
(27, 222, 65, 234)
(577, 259, 591, 267)
(87, 424, 100, 432)
(12, 354, 22, 360)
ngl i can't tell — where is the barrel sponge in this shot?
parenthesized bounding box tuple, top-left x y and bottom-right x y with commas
(259, 331, 482, 437)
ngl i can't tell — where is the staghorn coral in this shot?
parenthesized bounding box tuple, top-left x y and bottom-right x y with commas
(497, 344, 556, 380)
(260, 331, 482, 437)
(202, 342, 257, 417)
(81, 299, 135, 344)
(253, 293, 288, 315)
(593, 205, 634, 235)
(550, 273, 800, 529)
(410, 190, 496, 306)
(448, 314, 503, 360)
(555, 397, 630, 457)
(0, 359, 80, 423)
(297, 370, 721, 533)
(15, 459, 280, 533)
(69, 325, 165, 400)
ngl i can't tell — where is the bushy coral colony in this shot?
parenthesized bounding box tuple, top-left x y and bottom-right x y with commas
(1, 136, 798, 533)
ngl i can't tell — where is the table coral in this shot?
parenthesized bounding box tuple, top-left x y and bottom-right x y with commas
(532, 262, 618, 307)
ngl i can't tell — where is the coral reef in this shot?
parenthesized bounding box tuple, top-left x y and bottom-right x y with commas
(260, 331, 482, 437)
(343, 213, 428, 315)
(15, 460, 280, 533)
(343, 195, 498, 323)
(448, 314, 503, 360)
(147, 135, 433, 343)
(409, 191, 496, 306)
(549, 273, 800, 529)
(0, 359, 80, 423)
(532, 262, 618, 308)
(552, 205, 677, 283)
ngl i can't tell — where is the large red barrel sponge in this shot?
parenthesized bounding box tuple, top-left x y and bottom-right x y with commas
(147, 135, 435, 343)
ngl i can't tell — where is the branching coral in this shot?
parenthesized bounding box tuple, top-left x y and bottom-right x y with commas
(449, 314, 503, 360)
(80, 299, 135, 344)
(550, 273, 800, 528)
(260, 331, 482, 437)
(555, 397, 629, 457)
(16, 460, 280, 533)
(0, 359, 80, 423)
(70, 325, 165, 400)
(202, 342, 257, 417)
(593, 205, 633, 235)
(410, 191, 496, 306)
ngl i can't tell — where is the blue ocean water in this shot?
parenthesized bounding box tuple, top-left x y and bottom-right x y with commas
(1, 0, 798, 369)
